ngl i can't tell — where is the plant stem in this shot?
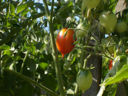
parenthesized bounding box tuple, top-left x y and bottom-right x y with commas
(83, 54, 91, 69)
(4, 69, 58, 96)
(97, 66, 114, 96)
(48, 0, 65, 96)
(97, 85, 105, 96)
(57, 0, 61, 5)
(20, 51, 28, 73)
(43, 0, 50, 16)
(74, 83, 78, 95)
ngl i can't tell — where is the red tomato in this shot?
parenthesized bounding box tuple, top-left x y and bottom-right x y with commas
(109, 59, 113, 70)
(56, 28, 76, 58)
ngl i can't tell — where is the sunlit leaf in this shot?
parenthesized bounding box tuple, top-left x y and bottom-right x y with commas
(3, 50, 11, 56)
(39, 62, 48, 69)
(17, 1, 33, 14)
(0, 44, 10, 50)
(10, 4, 15, 16)
(103, 64, 128, 86)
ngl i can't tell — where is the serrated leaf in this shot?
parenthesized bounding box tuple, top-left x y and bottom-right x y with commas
(103, 64, 128, 86)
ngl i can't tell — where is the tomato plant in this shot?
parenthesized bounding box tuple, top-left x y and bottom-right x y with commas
(0, 0, 128, 96)
(56, 28, 76, 58)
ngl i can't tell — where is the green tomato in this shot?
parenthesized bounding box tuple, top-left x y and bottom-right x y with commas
(99, 12, 117, 33)
(82, 0, 100, 9)
(76, 69, 92, 93)
(116, 22, 127, 33)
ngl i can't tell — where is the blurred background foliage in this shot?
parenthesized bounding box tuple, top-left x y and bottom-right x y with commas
(0, 0, 80, 96)
(0, 0, 128, 96)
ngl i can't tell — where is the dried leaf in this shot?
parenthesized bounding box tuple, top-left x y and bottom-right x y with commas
(115, 0, 127, 13)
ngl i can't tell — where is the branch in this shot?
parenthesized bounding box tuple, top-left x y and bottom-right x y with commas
(97, 85, 105, 96)
(57, 0, 61, 5)
(20, 51, 28, 73)
(43, 0, 50, 15)
(4, 69, 58, 96)
(83, 54, 91, 69)
(49, 0, 65, 96)
(97, 66, 114, 96)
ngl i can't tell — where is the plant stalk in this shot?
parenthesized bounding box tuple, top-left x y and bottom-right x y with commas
(4, 69, 58, 96)
(47, 0, 65, 96)
(20, 51, 28, 73)
(43, 0, 50, 15)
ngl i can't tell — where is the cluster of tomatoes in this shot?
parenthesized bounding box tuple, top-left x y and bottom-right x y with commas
(55, 0, 127, 93)
(56, 28, 92, 92)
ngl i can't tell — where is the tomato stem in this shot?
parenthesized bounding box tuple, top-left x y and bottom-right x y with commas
(87, 8, 91, 18)
(46, 0, 65, 96)
(43, 0, 50, 16)
(83, 54, 91, 69)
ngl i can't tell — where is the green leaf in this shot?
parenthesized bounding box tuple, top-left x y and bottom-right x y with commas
(21, 8, 30, 16)
(0, 44, 10, 50)
(10, 4, 15, 16)
(17, 1, 33, 14)
(39, 62, 48, 69)
(103, 64, 128, 86)
(103, 84, 117, 96)
(3, 50, 11, 56)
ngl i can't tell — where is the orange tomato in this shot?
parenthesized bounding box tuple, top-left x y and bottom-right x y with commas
(56, 28, 76, 58)
(109, 59, 113, 70)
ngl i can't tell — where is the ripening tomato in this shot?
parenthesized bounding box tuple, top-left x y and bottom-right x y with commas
(76, 69, 92, 93)
(109, 59, 113, 70)
(56, 28, 76, 58)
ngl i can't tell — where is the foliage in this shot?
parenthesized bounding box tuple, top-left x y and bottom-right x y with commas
(0, 0, 128, 96)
